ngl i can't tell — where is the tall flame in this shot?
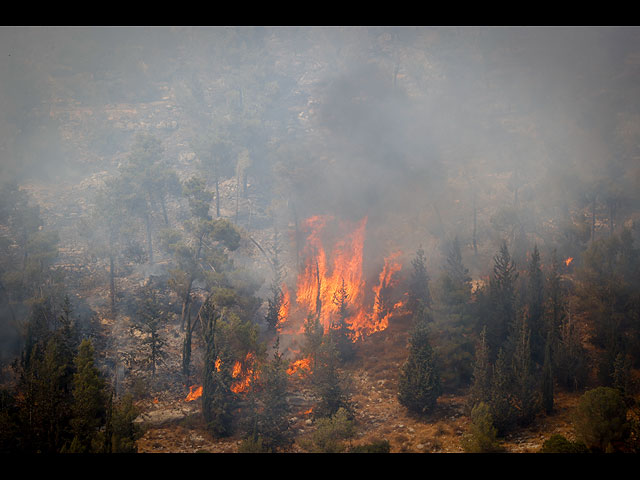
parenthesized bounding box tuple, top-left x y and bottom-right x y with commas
(284, 215, 404, 342)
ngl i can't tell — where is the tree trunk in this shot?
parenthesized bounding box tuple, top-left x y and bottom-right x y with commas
(144, 211, 153, 265)
(109, 252, 116, 316)
(591, 197, 596, 243)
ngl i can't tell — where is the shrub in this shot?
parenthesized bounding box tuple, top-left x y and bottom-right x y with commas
(539, 434, 588, 453)
(573, 387, 630, 452)
(461, 402, 502, 453)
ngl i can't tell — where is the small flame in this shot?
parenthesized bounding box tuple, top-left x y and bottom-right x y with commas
(153, 397, 159, 404)
(230, 352, 256, 394)
(215, 358, 221, 372)
(277, 284, 291, 330)
(287, 356, 312, 376)
(185, 385, 203, 402)
(565, 257, 573, 266)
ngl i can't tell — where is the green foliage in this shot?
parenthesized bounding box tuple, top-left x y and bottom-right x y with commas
(108, 393, 142, 453)
(349, 439, 391, 453)
(398, 313, 442, 415)
(312, 336, 352, 419)
(438, 236, 472, 310)
(407, 247, 432, 315)
(200, 300, 236, 438)
(69, 339, 107, 453)
(573, 387, 630, 452)
(539, 434, 588, 453)
(302, 407, 355, 453)
(486, 241, 518, 357)
(467, 326, 492, 412)
(525, 245, 545, 364)
(461, 402, 501, 453)
(242, 339, 293, 452)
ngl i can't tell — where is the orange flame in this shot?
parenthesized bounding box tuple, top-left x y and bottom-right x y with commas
(287, 356, 312, 376)
(277, 284, 291, 329)
(286, 215, 404, 342)
(215, 358, 221, 372)
(185, 385, 203, 402)
(230, 352, 256, 394)
(565, 257, 573, 266)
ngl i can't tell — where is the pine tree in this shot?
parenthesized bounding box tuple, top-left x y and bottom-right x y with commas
(312, 336, 352, 419)
(486, 241, 518, 357)
(398, 312, 442, 415)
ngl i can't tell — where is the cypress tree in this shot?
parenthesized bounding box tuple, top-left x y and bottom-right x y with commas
(542, 332, 555, 414)
(468, 326, 492, 412)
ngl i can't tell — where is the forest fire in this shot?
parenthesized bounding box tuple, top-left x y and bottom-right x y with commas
(280, 215, 404, 342)
(185, 385, 203, 402)
(565, 257, 574, 266)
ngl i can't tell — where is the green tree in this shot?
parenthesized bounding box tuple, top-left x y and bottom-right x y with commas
(467, 326, 492, 412)
(489, 348, 517, 434)
(407, 247, 432, 315)
(510, 314, 540, 426)
(397, 310, 442, 415)
(525, 244, 545, 364)
(486, 241, 518, 358)
(107, 393, 141, 453)
(243, 338, 293, 452)
(330, 278, 356, 362)
(301, 407, 355, 453)
(312, 336, 352, 419)
(541, 332, 555, 414)
(573, 387, 630, 452)
(461, 402, 501, 453)
(68, 339, 107, 453)
(131, 283, 168, 382)
(439, 236, 472, 310)
(201, 299, 236, 437)
(539, 434, 588, 453)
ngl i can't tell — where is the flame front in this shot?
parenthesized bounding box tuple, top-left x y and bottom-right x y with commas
(284, 215, 404, 342)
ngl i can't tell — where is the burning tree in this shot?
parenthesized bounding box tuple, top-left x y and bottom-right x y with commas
(201, 299, 236, 437)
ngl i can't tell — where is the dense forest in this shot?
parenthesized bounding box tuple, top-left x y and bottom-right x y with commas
(1, 26, 640, 453)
